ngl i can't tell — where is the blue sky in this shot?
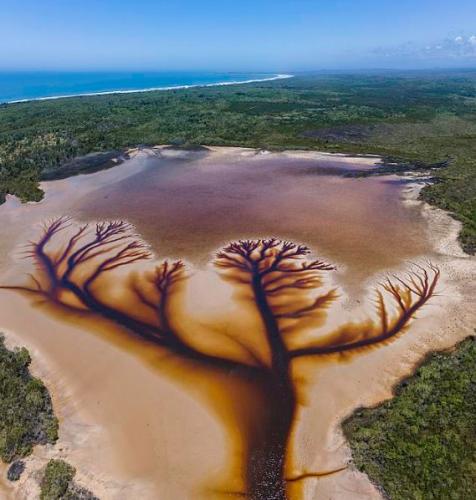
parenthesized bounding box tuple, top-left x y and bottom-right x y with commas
(1, 0, 475, 70)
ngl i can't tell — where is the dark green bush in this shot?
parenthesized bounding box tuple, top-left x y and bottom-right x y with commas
(0, 335, 58, 463)
(40, 459, 76, 500)
(40, 459, 98, 500)
(343, 336, 476, 499)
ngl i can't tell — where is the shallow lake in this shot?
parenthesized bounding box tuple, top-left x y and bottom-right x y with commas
(0, 148, 446, 499)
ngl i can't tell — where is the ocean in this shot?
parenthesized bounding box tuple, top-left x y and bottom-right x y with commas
(0, 71, 291, 104)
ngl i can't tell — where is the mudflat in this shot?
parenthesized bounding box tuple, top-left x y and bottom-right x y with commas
(0, 147, 473, 499)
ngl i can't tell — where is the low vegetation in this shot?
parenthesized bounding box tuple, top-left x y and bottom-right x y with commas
(343, 336, 476, 500)
(0, 335, 58, 463)
(40, 459, 97, 500)
(0, 70, 475, 250)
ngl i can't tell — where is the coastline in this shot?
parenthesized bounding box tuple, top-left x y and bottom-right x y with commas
(5, 74, 294, 105)
(0, 148, 474, 499)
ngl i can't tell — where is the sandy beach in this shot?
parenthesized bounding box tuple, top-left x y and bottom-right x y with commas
(0, 147, 474, 499)
(4, 74, 294, 104)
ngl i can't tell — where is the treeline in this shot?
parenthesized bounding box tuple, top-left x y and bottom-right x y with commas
(0, 70, 475, 249)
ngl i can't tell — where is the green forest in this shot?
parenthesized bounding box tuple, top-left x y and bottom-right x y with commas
(0, 70, 475, 251)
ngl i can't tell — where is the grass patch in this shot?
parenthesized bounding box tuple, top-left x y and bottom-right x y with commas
(343, 336, 476, 500)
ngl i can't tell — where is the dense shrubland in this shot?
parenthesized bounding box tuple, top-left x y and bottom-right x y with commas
(0, 335, 58, 463)
(344, 336, 476, 500)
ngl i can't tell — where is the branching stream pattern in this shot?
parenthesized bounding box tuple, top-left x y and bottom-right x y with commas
(2, 218, 440, 500)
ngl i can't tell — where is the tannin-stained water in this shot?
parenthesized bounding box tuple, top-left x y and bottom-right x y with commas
(0, 148, 447, 499)
(74, 149, 431, 286)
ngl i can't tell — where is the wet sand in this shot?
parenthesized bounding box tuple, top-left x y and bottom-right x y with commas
(0, 147, 474, 499)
